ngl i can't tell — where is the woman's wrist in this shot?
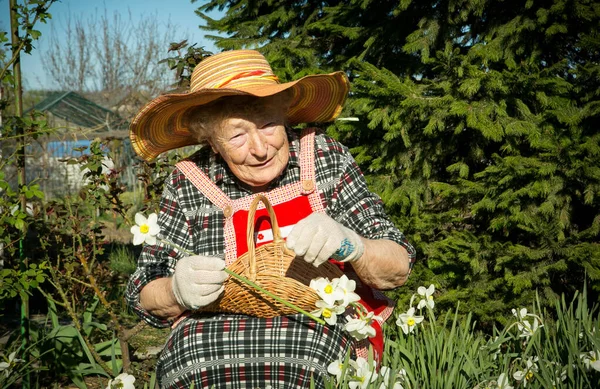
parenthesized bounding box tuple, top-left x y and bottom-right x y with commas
(140, 277, 187, 320)
(351, 237, 410, 290)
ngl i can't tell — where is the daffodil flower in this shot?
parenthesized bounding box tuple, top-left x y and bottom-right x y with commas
(551, 366, 567, 386)
(313, 299, 345, 325)
(310, 277, 344, 305)
(511, 307, 543, 338)
(348, 357, 378, 389)
(106, 372, 136, 389)
(327, 359, 345, 382)
(511, 307, 528, 320)
(345, 312, 379, 340)
(334, 275, 361, 307)
(518, 316, 543, 338)
(130, 213, 160, 245)
(580, 350, 600, 372)
(494, 373, 514, 389)
(513, 356, 538, 387)
(0, 352, 24, 377)
(416, 284, 435, 310)
(396, 307, 424, 335)
(379, 366, 407, 389)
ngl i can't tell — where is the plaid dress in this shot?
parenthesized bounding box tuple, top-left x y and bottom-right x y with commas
(126, 128, 416, 388)
(157, 313, 351, 388)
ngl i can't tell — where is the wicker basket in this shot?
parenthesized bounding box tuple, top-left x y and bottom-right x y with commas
(200, 194, 343, 318)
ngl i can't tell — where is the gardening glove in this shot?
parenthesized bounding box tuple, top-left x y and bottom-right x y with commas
(171, 255, 228, 310)
(286, 212, 364, 268)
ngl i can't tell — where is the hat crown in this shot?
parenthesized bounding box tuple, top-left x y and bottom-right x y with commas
(130, 49, 349, 161)
(190, 50, 279, 92)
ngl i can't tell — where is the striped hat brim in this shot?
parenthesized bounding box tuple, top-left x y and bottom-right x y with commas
(129, 71, 349, 162)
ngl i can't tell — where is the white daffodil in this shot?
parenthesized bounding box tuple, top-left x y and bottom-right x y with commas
(511, 307, 528, 320)
(511, 307, 543, 338)
(416, 284, 435, 310)
(348, 357, 378, 389)
(130, 213, 160, 245)
(495, 373, 514, 389)
(313, 299, 345, 325)
(106, 372, 136, 389)
(327, 359, 346, 382)
(396, 307, 424, 335)
(345, 311, 379, 340)
(379, 366, 406, 389)
(334, 275, 361, 307)
(518, 316, 543, 338)
(513, 356, 538, 387)
(580, 350, 600, 372)
(0, 352, 24, 377)
(551, 366, 567, 386)
(310, 277, 344, 305)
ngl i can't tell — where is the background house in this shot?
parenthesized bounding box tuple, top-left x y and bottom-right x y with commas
(16, 91, 136, 198)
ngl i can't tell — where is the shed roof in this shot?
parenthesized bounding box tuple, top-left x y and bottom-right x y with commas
(31, 91, 129, 133)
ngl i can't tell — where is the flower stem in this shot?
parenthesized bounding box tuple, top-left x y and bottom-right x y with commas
(223, 268, 325, 325)
(159, 238, 325, 325)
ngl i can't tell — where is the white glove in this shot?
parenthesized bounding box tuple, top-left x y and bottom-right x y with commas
(171, 255, 228, 310)
(286, 213, 364, 267)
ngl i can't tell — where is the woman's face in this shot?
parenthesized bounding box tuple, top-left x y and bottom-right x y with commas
(209, 100, 290, 192)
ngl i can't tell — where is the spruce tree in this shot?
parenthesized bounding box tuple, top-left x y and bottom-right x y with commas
(194, 0, 600, 323)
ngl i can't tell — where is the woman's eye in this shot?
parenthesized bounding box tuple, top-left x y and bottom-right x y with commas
(228, 133, 247, 146)
(260, 123, 277, 133)
(230, 131, 247, 139)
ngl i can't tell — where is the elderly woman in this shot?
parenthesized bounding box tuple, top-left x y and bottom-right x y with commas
(126, 50, 415, 389)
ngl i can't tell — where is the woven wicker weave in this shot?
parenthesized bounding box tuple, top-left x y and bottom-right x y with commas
(201, 194, 343, 317)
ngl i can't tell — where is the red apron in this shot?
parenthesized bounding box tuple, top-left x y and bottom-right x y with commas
(176, 128, 395, 363)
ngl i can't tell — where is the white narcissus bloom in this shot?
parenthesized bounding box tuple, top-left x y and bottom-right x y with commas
(106, 372, 135, 389)
(580, 350, 600, 372)
(327, 359, 345, 382)
(511, 307, 528, 320)
(518, 316, 543, 338)
(416, 284, 435, 310)
(396, 307, 424, 335)
(334, 275, 361, 307)
(513, 356, 539, 387)
(130, 213, 160, 246)
(348, 357, 378, 389)
(495, 373, 514, 389)
(551, 367, 567, 386)
(313, 300, 345, 325)
(378, 366, 406, 389)
(511, 307, 543, 339)
(345, 311, 379, 340)
(0, 352, 24, 377)
(310, 277, 344, 306)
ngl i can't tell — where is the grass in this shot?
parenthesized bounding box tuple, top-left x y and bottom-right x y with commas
(322, 287, 600, 389)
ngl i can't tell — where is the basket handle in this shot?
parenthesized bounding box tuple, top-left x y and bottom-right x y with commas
(246, 194, 283, 279)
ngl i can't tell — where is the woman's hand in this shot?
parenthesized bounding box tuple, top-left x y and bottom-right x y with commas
(286, 212, 411, 290)
(172, 255, 228, 310)
(285, 213, 364, 267)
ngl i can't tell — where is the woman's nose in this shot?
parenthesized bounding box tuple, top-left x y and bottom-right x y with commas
(249, 131, 268, 157)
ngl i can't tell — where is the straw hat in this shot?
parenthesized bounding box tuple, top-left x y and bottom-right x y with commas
(129, 50, 350, 161)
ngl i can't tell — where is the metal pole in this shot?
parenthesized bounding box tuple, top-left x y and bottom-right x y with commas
(10, 1, 30, 388)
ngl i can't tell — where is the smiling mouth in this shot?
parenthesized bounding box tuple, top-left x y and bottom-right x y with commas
(252, 158, 273, 167)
